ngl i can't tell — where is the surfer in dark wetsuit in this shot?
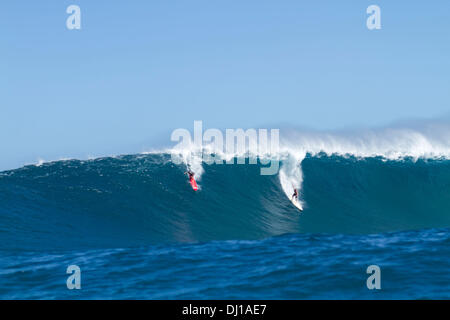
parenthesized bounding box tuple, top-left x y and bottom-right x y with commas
(185, 170, 195, 180)
(292, 188, 298, 201)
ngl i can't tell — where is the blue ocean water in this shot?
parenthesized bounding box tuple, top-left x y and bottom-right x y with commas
(0, 154, 449, 299)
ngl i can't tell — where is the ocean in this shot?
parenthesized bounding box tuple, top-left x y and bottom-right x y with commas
(0, 149, 449, 299)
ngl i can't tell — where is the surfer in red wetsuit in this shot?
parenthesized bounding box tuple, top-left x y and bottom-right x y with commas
(292, 188, 298, 201)
(185, 170, 198, 191)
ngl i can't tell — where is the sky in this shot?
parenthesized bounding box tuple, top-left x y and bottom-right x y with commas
(1, 1, 449, 170)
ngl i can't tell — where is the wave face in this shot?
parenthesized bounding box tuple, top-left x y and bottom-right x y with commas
(1, 153, 449, 251)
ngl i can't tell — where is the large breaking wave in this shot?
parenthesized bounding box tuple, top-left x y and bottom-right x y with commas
(1, 121, 450, 251)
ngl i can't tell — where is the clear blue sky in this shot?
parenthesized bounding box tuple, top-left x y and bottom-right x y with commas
(1, 1, 449, 170)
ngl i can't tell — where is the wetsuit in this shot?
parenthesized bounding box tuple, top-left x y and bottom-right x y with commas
(186, 171, 194, 180)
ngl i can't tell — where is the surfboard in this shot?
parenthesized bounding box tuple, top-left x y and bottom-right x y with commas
(291, 198, 303, 211)
(190, 177, 198, 191)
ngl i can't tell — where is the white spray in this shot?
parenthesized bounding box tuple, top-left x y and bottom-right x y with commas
(279, 152, 305, 207)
